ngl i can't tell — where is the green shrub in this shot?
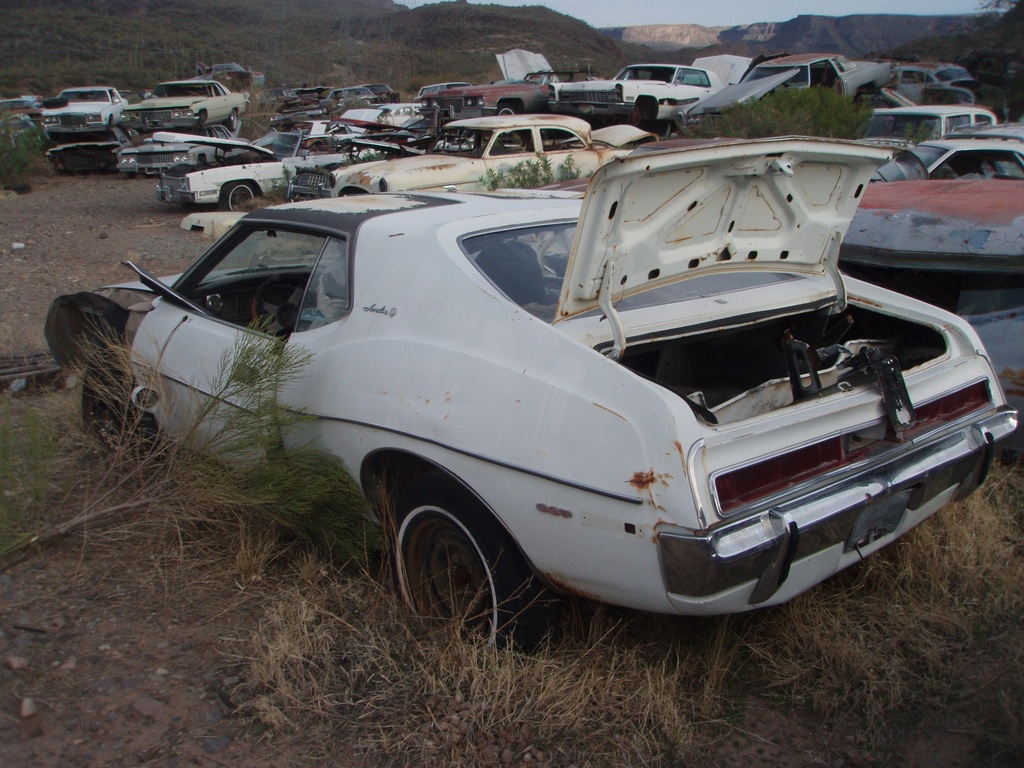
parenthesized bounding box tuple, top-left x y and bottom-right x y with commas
(0, 116, 50, 185)
(683, 87, 876, 140)
(481, 153, 584, 191)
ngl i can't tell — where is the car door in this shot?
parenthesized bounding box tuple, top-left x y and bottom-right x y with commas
(130, 225, 347, 448)
(538, 126, 601, 177)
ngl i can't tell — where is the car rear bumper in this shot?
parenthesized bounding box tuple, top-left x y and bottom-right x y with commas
(657, 407, 1017, 611)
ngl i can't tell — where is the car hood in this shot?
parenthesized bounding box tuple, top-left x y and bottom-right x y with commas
(147, 133, 275, 158)
(338, 153, 473, 179)
(555, 137, 891, 323)
(685, 69, 799, 116)
(125, 97, 212, 111)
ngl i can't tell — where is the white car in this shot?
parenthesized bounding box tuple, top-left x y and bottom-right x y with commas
(41, 87, 127, 136)
(550, 63, 725, 125)
(158, 129, 359, 210)
(871, 138, 1024, 180)
(860, 105, 998, 146)
(123, 80, 248, 133)
(319, 114, 653, 197)
(47, 138, 1016, 650)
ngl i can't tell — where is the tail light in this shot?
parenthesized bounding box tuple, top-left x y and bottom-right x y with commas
(714, 381, 992, 514)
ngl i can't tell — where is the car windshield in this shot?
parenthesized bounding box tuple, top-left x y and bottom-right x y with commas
(154, 83, 215, 98)
(863, 114, 941, 141)
(614, 66, 679, 83)
(62, 90, 110, 103)
(254, 132, 302, 158)
(189, 228, 331, 289)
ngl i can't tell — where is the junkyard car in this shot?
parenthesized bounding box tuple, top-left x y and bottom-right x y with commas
(685, 54, 893, 119)
(860, 105, 998, 146)
(122, 80, 247, 133)
(549, 63, 725, 125)
(46, 138, 1016, 649)
(870, 137, 1024, 180)
(117, 125, 235, 177)
(422, 71, 577, 122)
(158, 129, 360, 210)
(840, 178, 1024, 450)
(47, 127, 131, 173)
(313, 114, 653, 198)
(890, 62, 980, 104)
(41, 87, 127, 137)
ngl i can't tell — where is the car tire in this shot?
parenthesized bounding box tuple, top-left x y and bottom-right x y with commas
(496, 101, 520, 116)
(395, 471, 561, 651)
(218, 181, 258, 211)
(81, 360, 156, 444)
(225, 109, 239, 133)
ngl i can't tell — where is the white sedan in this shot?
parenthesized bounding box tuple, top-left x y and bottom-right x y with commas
(47, 139, 1016, 650)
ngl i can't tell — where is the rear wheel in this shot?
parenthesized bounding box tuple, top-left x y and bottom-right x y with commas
(495, 100, 521, 116)
(218, 181, 258, 211)
(224, 108, 239, 133)
(394, 472, 561, 651)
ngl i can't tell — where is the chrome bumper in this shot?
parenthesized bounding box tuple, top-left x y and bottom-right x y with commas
(658, 408, 1017, 605)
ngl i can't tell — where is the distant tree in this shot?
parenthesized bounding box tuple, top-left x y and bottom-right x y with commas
(981, 0, 1019, 10)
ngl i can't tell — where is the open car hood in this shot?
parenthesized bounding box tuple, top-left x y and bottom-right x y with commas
(150, 133, 275, 158)
(685, 69, 799, 116)
(555, 138, 891, 328)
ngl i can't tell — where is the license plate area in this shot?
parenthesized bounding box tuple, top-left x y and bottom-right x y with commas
(846, 491, 910, 552)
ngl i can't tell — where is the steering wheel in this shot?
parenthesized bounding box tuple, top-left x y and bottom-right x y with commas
(251, 276, 298, 333)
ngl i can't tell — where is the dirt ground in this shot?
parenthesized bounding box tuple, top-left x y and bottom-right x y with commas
(0, 173, 1020, 768)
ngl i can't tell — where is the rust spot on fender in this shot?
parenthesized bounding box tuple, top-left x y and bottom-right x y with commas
(543, 573, 603, 602)
(629, 469, 656, 491)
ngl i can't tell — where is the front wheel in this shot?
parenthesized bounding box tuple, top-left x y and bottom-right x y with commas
(218, 181, 258, 211)
(224, 108, 239, 133)
(394, 472, 561, 651)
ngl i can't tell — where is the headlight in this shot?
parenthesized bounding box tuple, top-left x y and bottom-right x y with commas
(615, 84, 624, 100)
(373, 177, 388, 193)
(328, 172, 339, 187)
(87, 113, 102, 122)
(172, 152, 190, 163)
(177, 177, 190, 192)
(43, 116, 57, 125)
(119, 156, 136, 167)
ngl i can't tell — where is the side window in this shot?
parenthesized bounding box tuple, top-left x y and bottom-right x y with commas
(976, 114, 994, 126)
(541, 128, 585, 152)
(491, 129, 535, 156)
(946, 115, 970, 131)
(296, 237, 350, 332)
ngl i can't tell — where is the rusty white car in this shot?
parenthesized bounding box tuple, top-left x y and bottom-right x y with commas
(309, 114, 653, 198)
(46, 138, 1016, 650)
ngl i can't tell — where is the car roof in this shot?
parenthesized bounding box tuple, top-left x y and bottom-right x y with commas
(446, 114, 592, 133)
(916, 138, 1024, 151)
(871, 105, 996, 116)
(239, 191, 580, 239)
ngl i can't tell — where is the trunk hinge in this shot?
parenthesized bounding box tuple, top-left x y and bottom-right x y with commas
(597, 258, 627, 361)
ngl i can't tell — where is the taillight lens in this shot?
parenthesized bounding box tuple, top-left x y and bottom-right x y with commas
(714, 382, 991, 514)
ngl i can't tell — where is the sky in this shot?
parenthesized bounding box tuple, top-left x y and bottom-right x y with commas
(397, 0, 987, 29)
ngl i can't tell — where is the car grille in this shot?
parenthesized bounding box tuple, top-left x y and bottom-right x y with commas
(560, 90, 617, 103)
(434, 97, 465, 117)
(138, 152, 177, 168)
(58, 114, 90, 127)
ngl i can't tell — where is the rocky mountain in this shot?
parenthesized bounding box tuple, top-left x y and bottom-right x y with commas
(604, 13, 986, 57)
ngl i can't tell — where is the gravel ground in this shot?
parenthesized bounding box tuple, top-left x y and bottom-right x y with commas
(0, 173, 209, 353)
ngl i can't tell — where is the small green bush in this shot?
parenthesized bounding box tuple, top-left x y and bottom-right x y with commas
(481, 153, 584, 191)
(683, 87, 876, 140)
(0, 116, 50, 185)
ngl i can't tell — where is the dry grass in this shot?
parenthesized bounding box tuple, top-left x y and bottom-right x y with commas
(4, 343, 1023, 766)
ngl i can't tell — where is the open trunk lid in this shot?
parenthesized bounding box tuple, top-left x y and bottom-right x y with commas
(554, 138, 891, 349)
